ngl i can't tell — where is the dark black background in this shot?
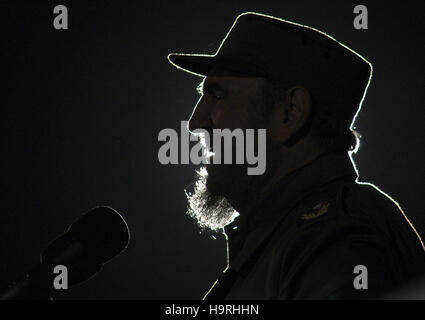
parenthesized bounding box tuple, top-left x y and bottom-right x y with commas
(0, 0, 423, 299)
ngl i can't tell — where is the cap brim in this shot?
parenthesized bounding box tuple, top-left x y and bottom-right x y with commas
(167, 53, 216, 77)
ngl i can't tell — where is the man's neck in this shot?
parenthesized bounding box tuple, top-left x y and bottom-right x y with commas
(229, 139, 327, 215)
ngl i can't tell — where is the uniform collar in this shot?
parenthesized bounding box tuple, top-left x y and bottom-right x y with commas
(223, 152, 358, 272)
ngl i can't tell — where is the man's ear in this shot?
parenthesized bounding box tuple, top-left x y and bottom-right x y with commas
(270, 86, 312, 143)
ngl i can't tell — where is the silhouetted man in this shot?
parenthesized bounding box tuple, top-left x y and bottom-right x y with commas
(168, 12, 425, 299)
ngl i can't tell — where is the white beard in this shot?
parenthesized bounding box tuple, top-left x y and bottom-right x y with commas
(185, 167, 238, 232)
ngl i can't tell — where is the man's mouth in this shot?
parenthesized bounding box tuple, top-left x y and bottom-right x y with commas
(204, 145, 215, 164)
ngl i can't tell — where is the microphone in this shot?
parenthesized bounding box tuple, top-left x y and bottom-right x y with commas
(0, 206, 130, 300)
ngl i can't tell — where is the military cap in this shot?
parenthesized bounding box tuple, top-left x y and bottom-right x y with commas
(168, 12, 372, 124)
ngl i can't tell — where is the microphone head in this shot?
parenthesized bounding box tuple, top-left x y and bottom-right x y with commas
(41, 206, 130, 286)
(66, 206, 130, 262)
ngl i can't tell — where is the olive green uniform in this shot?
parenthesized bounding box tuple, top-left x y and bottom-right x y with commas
(204, 152, 425, 299)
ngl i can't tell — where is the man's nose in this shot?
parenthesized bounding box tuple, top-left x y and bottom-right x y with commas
(188, 98, 212, 133)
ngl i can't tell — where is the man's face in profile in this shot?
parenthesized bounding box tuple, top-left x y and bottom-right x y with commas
(185, 70, 279, 230)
